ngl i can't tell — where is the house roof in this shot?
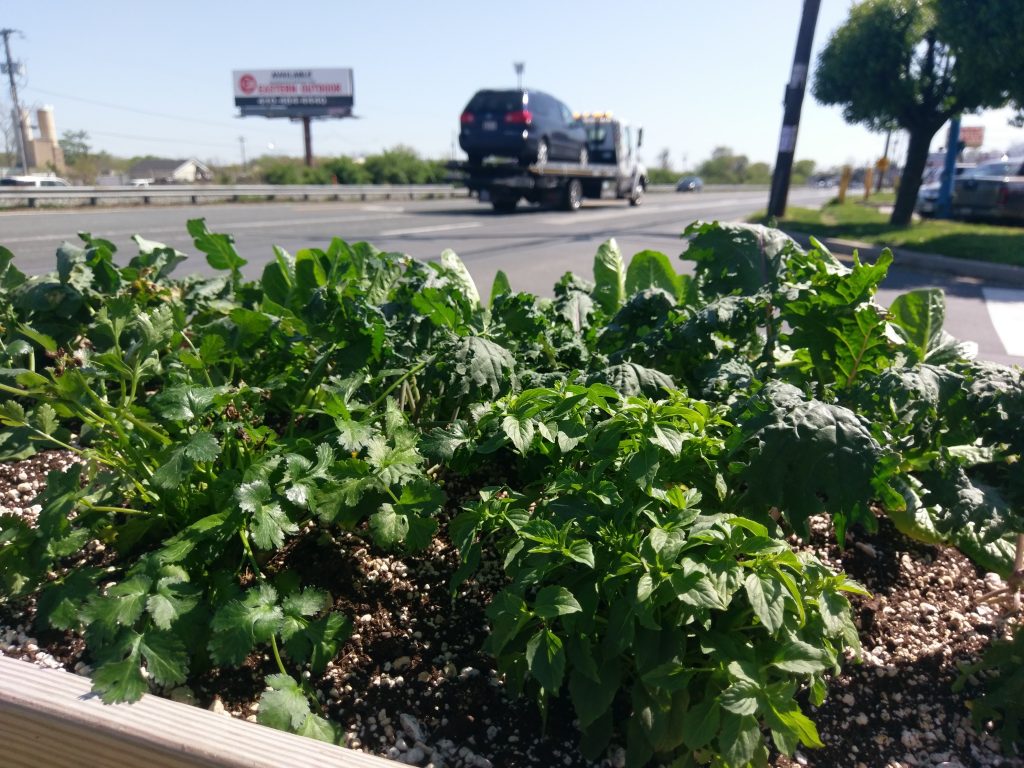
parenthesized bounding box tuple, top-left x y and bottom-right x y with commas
(127, 158, 212, 178)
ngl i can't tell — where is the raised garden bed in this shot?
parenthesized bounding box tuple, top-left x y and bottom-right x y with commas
(0, 221, 1021, 768)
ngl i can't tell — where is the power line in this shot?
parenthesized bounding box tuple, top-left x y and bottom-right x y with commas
(87, 128, 238, 148)
(27, 86, 240, 129)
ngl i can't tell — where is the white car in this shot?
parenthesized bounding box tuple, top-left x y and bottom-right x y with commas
(0, 175, 71, 187)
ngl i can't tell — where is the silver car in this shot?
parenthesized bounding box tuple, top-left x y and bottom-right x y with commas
(950, 158, 1024, 223)
(915, 164, 973, 217)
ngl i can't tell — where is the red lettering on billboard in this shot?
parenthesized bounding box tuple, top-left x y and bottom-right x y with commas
(239, 74, 257, 94)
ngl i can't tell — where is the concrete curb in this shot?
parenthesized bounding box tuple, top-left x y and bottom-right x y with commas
(785, 230, 1024, 288)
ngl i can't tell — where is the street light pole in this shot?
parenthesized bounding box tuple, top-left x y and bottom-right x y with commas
(767, 0, 822, 219)
(514, 62, 524, 90)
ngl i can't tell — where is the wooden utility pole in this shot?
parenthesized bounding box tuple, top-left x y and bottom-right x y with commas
(767, 0, 822, 218)
(1, 28, 29, 174)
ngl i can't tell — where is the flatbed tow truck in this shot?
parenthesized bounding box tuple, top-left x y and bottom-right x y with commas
(449, 113, 648, 213)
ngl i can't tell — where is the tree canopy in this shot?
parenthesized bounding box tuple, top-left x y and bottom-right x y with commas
(59, 130, 91, 165)
(813, 0, 1024, 225)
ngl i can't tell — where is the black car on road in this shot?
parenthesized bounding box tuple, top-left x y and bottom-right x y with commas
(459, 89, 588, 167)
(676, 175, 704, 192)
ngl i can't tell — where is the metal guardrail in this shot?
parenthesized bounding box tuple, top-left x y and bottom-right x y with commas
(0, 182, 778, 210)
(0, 654, 392, 768)
(0, 183, 469, 209)
(647, 184, 771, 194)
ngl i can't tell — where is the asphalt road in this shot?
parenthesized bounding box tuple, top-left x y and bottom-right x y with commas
(2, 189, 1021, 365)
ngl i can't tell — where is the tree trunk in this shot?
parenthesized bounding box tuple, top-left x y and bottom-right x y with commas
(890, 126, 937, 227)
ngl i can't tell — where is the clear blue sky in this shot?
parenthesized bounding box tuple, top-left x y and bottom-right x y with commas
(4, 1, 1023, 171)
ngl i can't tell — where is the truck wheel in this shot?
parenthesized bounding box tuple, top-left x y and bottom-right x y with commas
(563, 179, 582, 211)
(493, 198, 517, 213)
(629, 180, 644, 206)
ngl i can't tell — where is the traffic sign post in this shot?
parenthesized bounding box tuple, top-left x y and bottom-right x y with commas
(936, 118, 961, 220)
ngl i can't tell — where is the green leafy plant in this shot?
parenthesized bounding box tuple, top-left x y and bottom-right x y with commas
(448, 383, 864, 766)
(1, 219, 1021, 764)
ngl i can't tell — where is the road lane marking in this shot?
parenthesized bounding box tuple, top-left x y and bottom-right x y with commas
(1, 213, 407, 244)
(378, 222, 482, 236)
(981, 287, 1024, 357)
(542, 198, 753, 226)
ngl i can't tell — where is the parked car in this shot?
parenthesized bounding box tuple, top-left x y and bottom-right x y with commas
(915, 163, 974, 217)
(676, 175, 703, 192)
(0, 175, 70, 187)
(950, 157, 1024, 223)
(459, 89, 588, 167)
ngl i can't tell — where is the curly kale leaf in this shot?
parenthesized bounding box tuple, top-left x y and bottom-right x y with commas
(738, 383, 890, 539)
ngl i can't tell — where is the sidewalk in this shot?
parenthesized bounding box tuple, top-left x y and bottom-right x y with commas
(785, 230, 1024, 288)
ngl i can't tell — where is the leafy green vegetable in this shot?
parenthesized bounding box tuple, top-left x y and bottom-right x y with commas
(1, 218, 1020, 765)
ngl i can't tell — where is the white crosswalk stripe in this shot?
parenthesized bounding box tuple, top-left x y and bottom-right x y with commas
(981, 287, 1024, 358)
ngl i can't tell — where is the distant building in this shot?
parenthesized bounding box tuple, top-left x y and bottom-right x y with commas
(95, 172, 128, 186)
(126, 158, 213, 184)
(16, 107, 66, 173)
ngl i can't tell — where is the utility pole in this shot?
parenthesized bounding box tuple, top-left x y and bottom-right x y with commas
(1, 28, 29, 175)
(238, 135, 247, 173)
(767, 0, 821, 218)
(514, 62, 524, 90)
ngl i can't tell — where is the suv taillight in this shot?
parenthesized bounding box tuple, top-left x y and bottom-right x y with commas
(505, 109, 533, 125)
(460, 112, 475, 125)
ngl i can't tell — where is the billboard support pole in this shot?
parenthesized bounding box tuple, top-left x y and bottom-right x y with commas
(303, 116, 312, 167)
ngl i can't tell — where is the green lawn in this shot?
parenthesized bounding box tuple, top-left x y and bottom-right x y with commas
(757, 200, 1024, 268)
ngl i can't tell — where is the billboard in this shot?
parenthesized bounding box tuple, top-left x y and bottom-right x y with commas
(233, 68, 354, 118)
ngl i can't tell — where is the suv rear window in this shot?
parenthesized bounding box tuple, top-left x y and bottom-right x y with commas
(466, 91, 525, 112)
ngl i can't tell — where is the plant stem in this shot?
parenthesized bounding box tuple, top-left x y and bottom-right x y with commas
(369, 359, 430, 411)
(238, 527, 263, 580)
(80, 502, 148, 516)
(269, 635, 288, 677)
(180, 332, 214, 387)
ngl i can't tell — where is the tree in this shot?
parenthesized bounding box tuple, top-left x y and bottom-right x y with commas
(59, 130, 91, 164)
(698, 147, 751, 184)
(746, 162, 773, 185)
(656, 147, 672, 171)
(792, 159, 817, 185)
(813, 0, 1024, 226)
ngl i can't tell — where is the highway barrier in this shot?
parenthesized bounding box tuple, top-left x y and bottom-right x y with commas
(0, 183, 771, 210)
(0, 183, 469, 209)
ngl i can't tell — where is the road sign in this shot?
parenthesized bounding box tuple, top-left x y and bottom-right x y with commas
(960, 125, 985, 148)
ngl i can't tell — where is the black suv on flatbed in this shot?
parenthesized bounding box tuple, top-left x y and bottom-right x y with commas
(459, 89, 588, 167)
